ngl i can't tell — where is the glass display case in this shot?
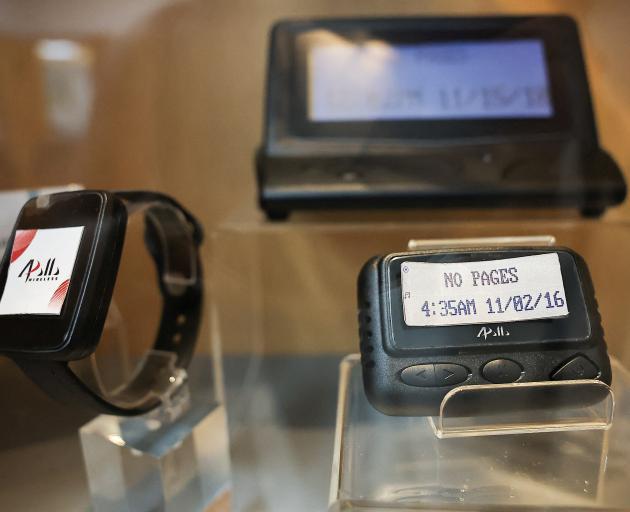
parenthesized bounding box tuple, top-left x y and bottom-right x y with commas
(1, 2, 630, 511)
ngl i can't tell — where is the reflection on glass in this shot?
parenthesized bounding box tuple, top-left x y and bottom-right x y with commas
(34, 39, 94, 138)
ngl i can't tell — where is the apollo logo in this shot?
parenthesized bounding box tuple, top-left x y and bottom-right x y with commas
(18, 258, 60, 283)
(477, 325, 510, 340)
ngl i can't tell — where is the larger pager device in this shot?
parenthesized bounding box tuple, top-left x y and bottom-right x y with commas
(256, 16, 626, 219)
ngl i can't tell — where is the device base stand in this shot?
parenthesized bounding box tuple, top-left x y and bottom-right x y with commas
(330, 354, 630, 511)
(80, 394, 230, 512)
(79, 381, 230, 512)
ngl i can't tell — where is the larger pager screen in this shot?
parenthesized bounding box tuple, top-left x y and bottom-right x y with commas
(308, 39, 553, 122)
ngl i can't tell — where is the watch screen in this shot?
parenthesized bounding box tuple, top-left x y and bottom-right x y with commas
(0, 227, 84, 315)
(401, 253, 568, 327)
(308, 39, 553, 121)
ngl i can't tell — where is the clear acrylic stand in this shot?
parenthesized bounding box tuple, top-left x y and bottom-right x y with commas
(407, 234, 556, 250)
(79, 202, 230, 512)
(431, 378, 613, 438)
(80, 351, 230, 512)
(329, 354, 630, 511)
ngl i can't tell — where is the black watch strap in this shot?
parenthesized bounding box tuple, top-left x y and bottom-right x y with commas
(14, 191, 203, 416)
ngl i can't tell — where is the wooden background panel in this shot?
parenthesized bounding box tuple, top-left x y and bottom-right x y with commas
(0, 0, 627, 223)
(84, 0, 630, 228)
(3, 0, 629, 226)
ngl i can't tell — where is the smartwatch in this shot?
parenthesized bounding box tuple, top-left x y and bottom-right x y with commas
(0, 190, 203, 416)
(358, 247, 611, 416)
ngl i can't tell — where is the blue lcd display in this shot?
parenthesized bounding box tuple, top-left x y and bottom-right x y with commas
(308, 39, 553, 122)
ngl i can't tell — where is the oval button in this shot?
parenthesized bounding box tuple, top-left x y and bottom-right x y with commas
(400, 364, 435, 387)
(434, 363, 469, 387)
(482, 359, 523, 383)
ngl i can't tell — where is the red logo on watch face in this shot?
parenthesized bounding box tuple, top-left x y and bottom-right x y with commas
(48, 279, 70, 310)
(10, 229, 37, 263)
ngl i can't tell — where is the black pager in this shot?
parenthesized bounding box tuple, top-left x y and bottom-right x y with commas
(358, 247, 611, 416)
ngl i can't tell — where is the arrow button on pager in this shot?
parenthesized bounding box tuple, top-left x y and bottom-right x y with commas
(401, 364, 435, 387)
(401, 363, 470, 387)
(435, 364, 470, 386)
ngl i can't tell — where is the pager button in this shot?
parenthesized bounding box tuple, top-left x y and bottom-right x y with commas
(434, 363, 470, 386)
(401, 364, 436, 387)
(551, 355, 599, 380)
(482, 359, 523, 383)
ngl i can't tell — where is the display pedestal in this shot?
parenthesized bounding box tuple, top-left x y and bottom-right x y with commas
(79, 353, 230, 512)
(329, 354, 630, 511)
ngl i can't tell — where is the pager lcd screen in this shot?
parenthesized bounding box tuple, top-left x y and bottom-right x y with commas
(308, 39, 553, 121)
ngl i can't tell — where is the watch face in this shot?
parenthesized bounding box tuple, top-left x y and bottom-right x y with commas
(0, 226, 84, 316)
(0, 191, 127, 358)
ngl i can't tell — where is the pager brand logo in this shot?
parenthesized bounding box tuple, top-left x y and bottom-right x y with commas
(477, 325, 510, 340)
(18, 258, 60, 282)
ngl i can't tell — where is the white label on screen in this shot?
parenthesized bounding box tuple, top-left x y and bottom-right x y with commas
(308, 39, 553, 121)
(0, 227, 84, 315)
(401, 253, 568, 327)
